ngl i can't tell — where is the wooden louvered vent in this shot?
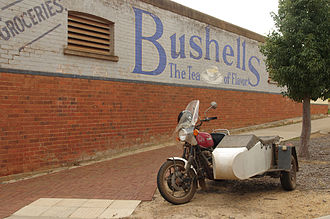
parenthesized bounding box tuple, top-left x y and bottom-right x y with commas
(65, 12, 117, 61)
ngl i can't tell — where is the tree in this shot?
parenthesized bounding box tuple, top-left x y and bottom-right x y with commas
(260, 0, 330, 158)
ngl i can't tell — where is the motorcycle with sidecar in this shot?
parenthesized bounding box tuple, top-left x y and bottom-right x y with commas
(157, 100, 298, 204)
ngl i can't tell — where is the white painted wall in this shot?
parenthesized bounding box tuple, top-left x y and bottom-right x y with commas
(0, 0, 282, 93)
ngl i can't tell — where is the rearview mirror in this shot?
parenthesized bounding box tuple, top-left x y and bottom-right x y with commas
(210, 101, 217, 109)
(204, 101, 218, 117)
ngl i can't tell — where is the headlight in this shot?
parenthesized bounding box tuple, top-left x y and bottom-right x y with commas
(178, 129, 188, 141)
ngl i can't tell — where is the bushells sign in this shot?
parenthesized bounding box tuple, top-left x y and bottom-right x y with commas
(132, 7, 261, 88)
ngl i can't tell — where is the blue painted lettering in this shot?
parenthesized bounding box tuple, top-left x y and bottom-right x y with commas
(222, 45, 234, 66)
(169, 63, 200, 81)
(181, 70, 186, 79)
(231, 73, 248, 86)
(224, 73, 231, 84)
(242, 40, 246, 71)
(189, 35, 202, 60)
(169, 63, 182, 79)
(132, 7, 167, 75)
(188, 66, 200, 80)
(170, 33, 186, 59)
(248, 56, 261, 87)
(205, 26, 219, 62)
(236, 37, 241, 69)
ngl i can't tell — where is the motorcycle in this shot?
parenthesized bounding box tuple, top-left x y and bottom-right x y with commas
(157, 100, 298, 205)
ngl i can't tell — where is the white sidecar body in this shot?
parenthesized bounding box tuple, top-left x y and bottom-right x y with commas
(212, 135, 280, 180)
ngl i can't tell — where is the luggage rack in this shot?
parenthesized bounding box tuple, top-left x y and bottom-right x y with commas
(212, 129, 230, 135)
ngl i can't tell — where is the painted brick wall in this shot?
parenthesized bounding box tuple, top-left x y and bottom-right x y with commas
(0, 72, 327, 177)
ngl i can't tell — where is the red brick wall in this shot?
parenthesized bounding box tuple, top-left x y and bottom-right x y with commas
(0, 72, 327, 177)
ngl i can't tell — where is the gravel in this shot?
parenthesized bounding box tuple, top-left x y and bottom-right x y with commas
(286, 133, 330, 191)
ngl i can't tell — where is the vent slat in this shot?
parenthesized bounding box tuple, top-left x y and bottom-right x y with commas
(68, 14, 109, 29)
(68, 39, 110, 50)
(68, 44, 110, 55)
(68, 27, 109, 40)
(68, 33, 109, 45)
(68, 21, 109, 34)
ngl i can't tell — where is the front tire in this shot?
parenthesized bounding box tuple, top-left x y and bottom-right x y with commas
(157, 160, 197, 205)
(280, 155, 297, 191)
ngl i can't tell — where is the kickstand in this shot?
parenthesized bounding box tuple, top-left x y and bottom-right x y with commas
(198, 178, 207, 191)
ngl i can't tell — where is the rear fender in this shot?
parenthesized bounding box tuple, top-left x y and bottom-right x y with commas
(291, 147, 299, 171)
(278, 145, 299, 172)
(167, 157, 197, 174)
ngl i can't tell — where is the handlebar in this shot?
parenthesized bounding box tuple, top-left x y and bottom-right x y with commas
(201, 117, 217, 122)
(195, 116, 218, 130)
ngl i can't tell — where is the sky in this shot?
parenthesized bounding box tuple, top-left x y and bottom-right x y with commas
(171, 0, 279, 36)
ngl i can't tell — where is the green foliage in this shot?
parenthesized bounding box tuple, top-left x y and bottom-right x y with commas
(260, 0, 330, 102)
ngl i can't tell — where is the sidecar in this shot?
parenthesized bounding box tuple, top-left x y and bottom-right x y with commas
(212, 134, 298, 190)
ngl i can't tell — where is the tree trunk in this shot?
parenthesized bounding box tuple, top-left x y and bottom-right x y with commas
(299, 97, 311, 158)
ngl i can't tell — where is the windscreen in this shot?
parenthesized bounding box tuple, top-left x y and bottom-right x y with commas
(174, 100, 199, 145)
(176, 100, 199, 130)
(184, 100, 199, 126)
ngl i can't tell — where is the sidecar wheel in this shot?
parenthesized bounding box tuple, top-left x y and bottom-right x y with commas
(157, 160, 197, 205)
(280, 155, 297, 191)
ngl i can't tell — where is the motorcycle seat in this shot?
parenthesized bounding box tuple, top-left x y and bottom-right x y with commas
(216, 134, 259, 150)
(258, 136, 280, 145)
(211, 133, 226, 148)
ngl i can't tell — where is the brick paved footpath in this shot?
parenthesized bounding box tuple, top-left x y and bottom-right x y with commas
(0, 145, 181, 218)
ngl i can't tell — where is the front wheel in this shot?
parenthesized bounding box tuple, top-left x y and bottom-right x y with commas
(280, 155, 297, 191)
(157, 160, 197, 204)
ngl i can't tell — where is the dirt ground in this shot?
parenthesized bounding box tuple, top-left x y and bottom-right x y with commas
(132, 133, 330, 219)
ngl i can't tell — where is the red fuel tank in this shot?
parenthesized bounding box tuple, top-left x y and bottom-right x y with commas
(196, 132, 214, 148)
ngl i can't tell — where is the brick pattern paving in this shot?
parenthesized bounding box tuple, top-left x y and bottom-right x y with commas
(0, 145, 181, 218)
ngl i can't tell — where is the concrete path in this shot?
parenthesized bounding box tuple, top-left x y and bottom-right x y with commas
(241, 116, 330, 141)
(5, 198, 140, 219)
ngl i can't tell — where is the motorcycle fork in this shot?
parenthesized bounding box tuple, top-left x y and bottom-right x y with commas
(183, 146, 195, 175)
(171, 147, 194, 191)
(181, 147, 187, 159)
(194, 148, 208, 190)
